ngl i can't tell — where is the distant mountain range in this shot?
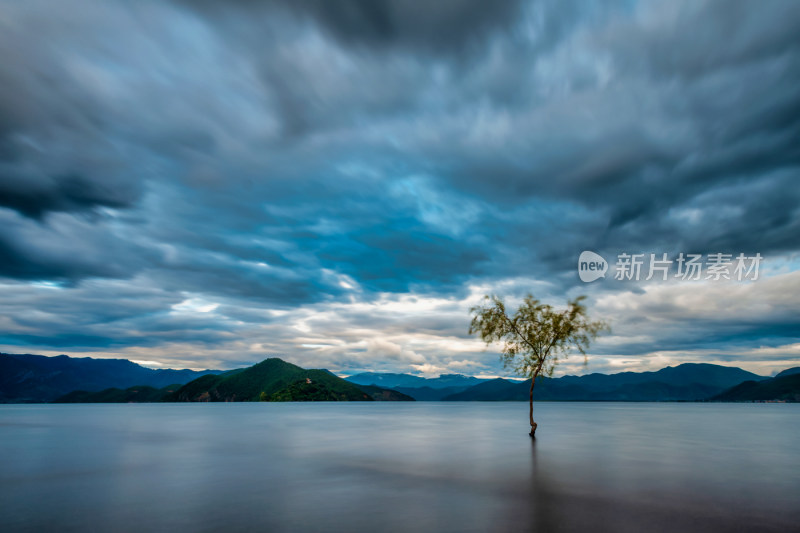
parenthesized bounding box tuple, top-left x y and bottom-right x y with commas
(776, 367, 800, 378)
(2, 352, 798, 403)
(345, 372, 489, 400)
(442, 363, 764, 401)
(347, 363, 799, 402)
(0, 352, 221, 403)
(711, 372, 800, 402)
(346, 372, 487, 389)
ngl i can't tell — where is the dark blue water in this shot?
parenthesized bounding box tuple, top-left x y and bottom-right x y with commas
(1, 402, 798, 532)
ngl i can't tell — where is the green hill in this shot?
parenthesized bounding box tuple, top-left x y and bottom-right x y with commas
(170, 358, 382, 402)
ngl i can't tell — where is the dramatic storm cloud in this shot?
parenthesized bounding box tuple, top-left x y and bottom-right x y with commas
(1, 0, 798, 376)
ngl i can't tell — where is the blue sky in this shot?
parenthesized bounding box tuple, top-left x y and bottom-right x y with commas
(1, 0, 798, 377)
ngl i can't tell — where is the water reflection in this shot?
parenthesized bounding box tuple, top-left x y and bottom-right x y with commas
(1, 403, 798, 532)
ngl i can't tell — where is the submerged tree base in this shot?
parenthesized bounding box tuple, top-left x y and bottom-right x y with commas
(530, 422, 538, 438)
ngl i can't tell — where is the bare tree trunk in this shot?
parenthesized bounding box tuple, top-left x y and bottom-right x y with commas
(528, 356, 548, 437)
(529, 375, 538, 438)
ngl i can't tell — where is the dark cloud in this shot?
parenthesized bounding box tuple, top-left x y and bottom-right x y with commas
(0, 173, 138, 219)
(0, 0, 798, 373)
(0, 209, 152, 281)
(295, 0, 526, 54)
(0, 4, 149, 219)
(185, 0, 528, 55)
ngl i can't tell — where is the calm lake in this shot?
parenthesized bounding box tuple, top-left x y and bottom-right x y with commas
(1, 402, 798, 532)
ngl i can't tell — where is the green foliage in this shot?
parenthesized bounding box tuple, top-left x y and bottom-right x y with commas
(270, 370, 373, 401)
(269, 380, 352, 402)
(469, 294, 608, 380)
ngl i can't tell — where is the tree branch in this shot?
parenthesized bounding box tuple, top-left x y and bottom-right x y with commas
(501, 312, 540, 359)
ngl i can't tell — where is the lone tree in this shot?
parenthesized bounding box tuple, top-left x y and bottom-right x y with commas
(469, 294, 607, 437)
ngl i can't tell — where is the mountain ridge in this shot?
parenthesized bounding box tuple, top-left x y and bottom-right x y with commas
(346, 363, 769, 402)
(0, 352, 222, 403)
(345, 372, 488, 390)
(53, 358, 414, 403)
(4, 352, 796, 403)
(711, 373, 800, 402)
(442, 363, 766, 402)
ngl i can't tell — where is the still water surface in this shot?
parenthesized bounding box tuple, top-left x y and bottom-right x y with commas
(1, 402, 798, 532)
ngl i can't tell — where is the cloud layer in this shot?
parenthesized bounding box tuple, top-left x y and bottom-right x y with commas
(1, 0, 798, 376)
